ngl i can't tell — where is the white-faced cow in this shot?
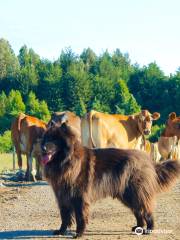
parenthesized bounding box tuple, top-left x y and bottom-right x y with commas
(47, 111, 81, 142)
(81, 110, 160, 149)
(11, 113, 47, 181)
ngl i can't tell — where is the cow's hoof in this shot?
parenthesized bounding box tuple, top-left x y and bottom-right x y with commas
(16, 171, 25, 181)
(35, 175, 42, 181)
(25, 173, 36, 182)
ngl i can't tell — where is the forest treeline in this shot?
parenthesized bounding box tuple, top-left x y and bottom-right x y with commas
(0, 38, 180, 151)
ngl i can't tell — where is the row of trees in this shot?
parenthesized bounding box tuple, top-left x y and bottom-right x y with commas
(0, 38, 180, 151)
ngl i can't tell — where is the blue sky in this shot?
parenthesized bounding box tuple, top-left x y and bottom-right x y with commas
(0, 0, 180, 75)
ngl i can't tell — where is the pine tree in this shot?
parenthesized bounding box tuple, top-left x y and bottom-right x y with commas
(6, 90, 25, 117)
(114, 80, 140, 115)
(38, 100, 50, 122)
(62, 62, 91, 111)
(90, 97, 110, 113)
(0, 38, 20, 93)
(91, 97, 102, 112)
(26, 91, 40, 116)
(0, 38, 20, 79)
(26, 91, 50, 121)
(74, 98, 86, 117)
(17, 45, 40, 96)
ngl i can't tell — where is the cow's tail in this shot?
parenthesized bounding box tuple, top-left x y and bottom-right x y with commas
(14, 113, 25, 169)
(88, 110, 96, 148)
(17, 113, 26, 132)
(155, 160, 180, 192)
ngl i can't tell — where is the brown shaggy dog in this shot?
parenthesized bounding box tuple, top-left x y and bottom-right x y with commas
(41, 123, 180, 238)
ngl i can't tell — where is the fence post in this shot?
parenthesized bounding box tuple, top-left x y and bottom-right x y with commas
(13, 146, 16, 170)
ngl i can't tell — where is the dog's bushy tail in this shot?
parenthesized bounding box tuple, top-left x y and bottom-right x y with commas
(155, 160, 180, 191)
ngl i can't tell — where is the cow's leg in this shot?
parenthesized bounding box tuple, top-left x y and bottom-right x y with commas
(15, 149, 24, 180)
(35, 157, 42, 180)
(26, 154, 36, 181)
(25, 154, 30, 181)
(30, 155, 37, 182)
(16, 149, 23, 170)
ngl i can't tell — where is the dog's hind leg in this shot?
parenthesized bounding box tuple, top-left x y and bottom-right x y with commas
(143, 212, 154, 234)
(73, 196, 89, 238)
(131, 210, 145, 232)
(117, 185, 146, 233)
(54, 205, 73, 235)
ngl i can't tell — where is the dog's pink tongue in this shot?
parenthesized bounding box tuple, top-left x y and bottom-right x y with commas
(41, 155, 50, 165)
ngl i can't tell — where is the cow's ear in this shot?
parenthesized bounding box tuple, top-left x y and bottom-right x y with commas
(61, 114, 68, 124)
(49, 120, 57, 128)
(152, 112, 160, 120)
(129, 115, 135, 120)
(169, 112, 176, 121)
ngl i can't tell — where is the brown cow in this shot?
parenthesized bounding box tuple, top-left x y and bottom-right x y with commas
(48, 111, 81, 142)
(11, 113, 47, 181)
(81, 110, 160, 149)
(158, 112, 180, 161)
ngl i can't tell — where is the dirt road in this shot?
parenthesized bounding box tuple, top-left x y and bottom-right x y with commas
(0, 173, 180, 240)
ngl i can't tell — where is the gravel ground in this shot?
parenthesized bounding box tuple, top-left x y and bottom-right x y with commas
(0, 173, 180, 240)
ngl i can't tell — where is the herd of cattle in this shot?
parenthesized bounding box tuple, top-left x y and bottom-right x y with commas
(11, 110, 180, 181)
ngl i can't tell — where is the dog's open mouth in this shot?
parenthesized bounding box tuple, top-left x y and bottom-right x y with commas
(41, 151, 56, 165)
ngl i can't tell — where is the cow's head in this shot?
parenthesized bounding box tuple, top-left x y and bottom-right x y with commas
(134, 110, 160, 136)
(165, 112, 180, 137)
(47, 112, 68, 128)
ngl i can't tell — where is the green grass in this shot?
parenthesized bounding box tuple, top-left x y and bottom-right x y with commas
(0, 153, 26, 173)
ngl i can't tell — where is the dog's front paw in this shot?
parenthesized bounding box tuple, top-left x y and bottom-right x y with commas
(132, 225, 138, 232)
(53, 229, 66, 235)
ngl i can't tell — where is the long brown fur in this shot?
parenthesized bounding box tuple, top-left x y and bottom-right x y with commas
(41, 123, 180, 238)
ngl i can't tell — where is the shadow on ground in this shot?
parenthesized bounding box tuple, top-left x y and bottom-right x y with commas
(0, 229, 132, 239)
(0, 171, 48, 188)
(0, 230, 57, 239)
